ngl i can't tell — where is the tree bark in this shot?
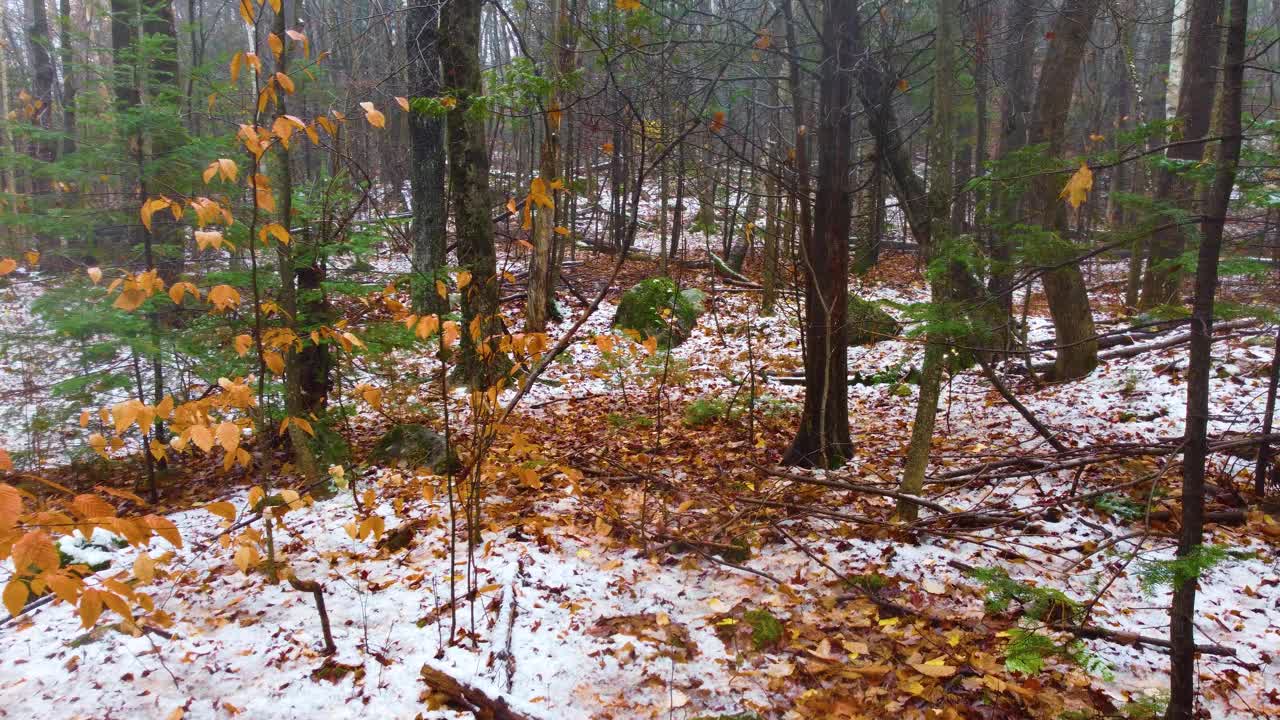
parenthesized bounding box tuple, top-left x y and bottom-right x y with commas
(897, 0, 957, 520)
(1140, 0, 1222, 309)
(57, 0, 75, 157)
(26, 0, 56, 192)
(782, 0, 854, 468)
(442, 0, 509, 387)
(407, 0, 447, 316)
(527, 0, 572, 332)
(1168, 0, 1245, 714)
(1026, 0, 1103, 381)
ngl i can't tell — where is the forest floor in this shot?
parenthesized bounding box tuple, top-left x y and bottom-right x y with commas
(2, 233, 1280, 718)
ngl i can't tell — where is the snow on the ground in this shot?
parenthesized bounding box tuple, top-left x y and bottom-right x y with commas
(3, 244, 1279, 717)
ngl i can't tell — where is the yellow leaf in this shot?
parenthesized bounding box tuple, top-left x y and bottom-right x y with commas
(4, 580, 28, 616)
(0, 484, 20, 531)
(275, 72, 295, 94)
(218, 158, 239, 182)
(911, 661, 957, 678)
(87, 266, 102, 284)
(290, 416, 315, 436)
(207, 284, 241, 311)
(396, 96, 410, 111)
(601, 141, 614, 155)
(267, 33, 283, 59)
(554, 225, 570, 236)
(215, 421, 241, 453)
(547, 101, 562, 129)
(264, 351, 285, 375)
(230, 52, 244, 84)
(23, 250, 38, 267)
(133, 553, 156, 584)
(13, 531, 59, 573)
(260, 223, 290, 245)
(88, 433, 108, 459)
(238, 0, 254, 26)
(190, 424, 214, 453)
(144, 514, 182, 548)
(616, 0, 641, 9)
(529, 177, 554, 209)
(79, 588, 103, 627)
(1060, 161, 1094, 209)
(233, 545, 255, 573)
(0, 258, 15, 276)
(456, 270, 472, 290)
(360, 101, 386, 128)
(234, 334, 253, 357)
(203, 501, 237, 522)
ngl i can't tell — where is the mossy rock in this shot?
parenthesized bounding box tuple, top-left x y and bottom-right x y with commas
(847, 296, 902, 346)
(612, 277, 705, 347)
(368, 424, 458, 473)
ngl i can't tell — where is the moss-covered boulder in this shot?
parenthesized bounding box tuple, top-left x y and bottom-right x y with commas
(368, 424, 458, 473)
(612, 277, 705, 347)
(847, 296, 902, 346)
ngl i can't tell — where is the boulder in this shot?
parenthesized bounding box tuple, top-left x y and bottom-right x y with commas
(368, 424, 458, 473)
(847, 296, 901, 346)
(612, 277, 705, 347)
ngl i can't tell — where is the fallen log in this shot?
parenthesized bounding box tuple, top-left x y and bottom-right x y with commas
(420, 664, 539, 720)
(1029, 318, 1259, 373)
(709, 252, 761, 287)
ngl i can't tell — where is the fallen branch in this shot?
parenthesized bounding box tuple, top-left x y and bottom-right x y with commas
(753, 463, 953, 515)
(1030, 318, 1259, 372)
(709, 252, 760, 287)
(420, 664, 539, 720)
(287, 574, 337, 655)
(1053, 623, 1241, 660)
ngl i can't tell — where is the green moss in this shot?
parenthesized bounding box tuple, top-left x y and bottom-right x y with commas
(613, 277, 705, 347)
(742, 609, 783, 649)
(846, 296, 902, 346)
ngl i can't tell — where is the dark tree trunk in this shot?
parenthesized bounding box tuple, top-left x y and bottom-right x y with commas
(1141, 0, 1223, 309)
(26, 0, 56, 192)
(270, 0, 327, 480)
(442, 0, 509, 387)
(1027, 0, 1103, 381)
(783, 0, 854, 468)
(989, 0, 1036, 347)
(1167, 0, 1245, 714)
(57, 0, 75, 157)
(407, 0, 447, 316)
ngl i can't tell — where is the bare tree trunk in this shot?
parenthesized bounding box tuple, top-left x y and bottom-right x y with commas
(988, 0, 1037, 350)
(408, 0, 447, 316)
(58, 0, 75, 156)
(527, 0, 572, 331)
(1168, 0, 1245, 714)
(271, 0, 326, 481)
(782, 0, 854, 468)
(26, 0, 56, 193)
(1027, 0, 1103, 381)
(1140, 0, 1222, 309)
(442, 0, 509, 386)
(897, 0, 957, 520)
